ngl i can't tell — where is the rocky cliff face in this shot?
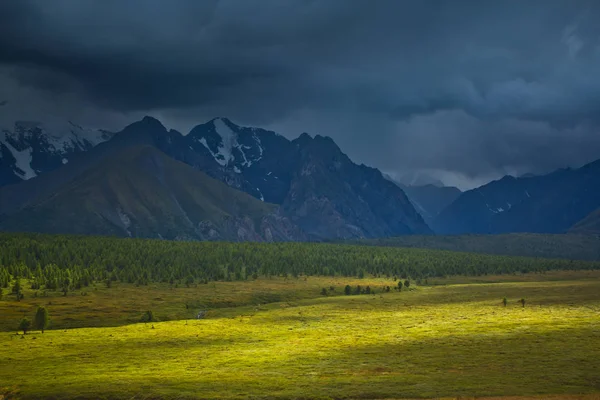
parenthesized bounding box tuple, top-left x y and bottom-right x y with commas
(282, 134, 431, 238)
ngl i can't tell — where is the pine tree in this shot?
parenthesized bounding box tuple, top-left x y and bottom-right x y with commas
(12, 279, 22, 300)
(34, 306, 49, 333)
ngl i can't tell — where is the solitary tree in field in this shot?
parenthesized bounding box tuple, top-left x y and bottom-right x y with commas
(320, 288, 328, 296)
(365, 286, 371, 294)
(520, 298, 526, 308)
(19, 318, 31, 334)
(34, 306, 49, 333)
(502, 297, 507, 307)
(397, 281, 403, 291)
(344, 285, 351, 295)
(404, 280, 410, 289)
(355, 285, 362, 295)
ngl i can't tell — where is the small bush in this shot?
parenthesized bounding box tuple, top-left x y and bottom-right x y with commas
(19, 318, 31, 334)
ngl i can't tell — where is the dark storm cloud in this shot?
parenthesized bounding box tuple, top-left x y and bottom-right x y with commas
(1, 0, 600, 188)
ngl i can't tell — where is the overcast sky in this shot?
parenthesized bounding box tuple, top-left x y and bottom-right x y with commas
(1, 0, 600, 189)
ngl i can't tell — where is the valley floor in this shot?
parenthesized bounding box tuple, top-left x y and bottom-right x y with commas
(1, 272, 600, 399)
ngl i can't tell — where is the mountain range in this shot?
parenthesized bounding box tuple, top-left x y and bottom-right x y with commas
(433, 160, 600, 235)
(0, 117, 431, 240)
(1, 115, 599, 240)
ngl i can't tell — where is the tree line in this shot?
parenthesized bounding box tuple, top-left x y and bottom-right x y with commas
(1, 233, 599, 294)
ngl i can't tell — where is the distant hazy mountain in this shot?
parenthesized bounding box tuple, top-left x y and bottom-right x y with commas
(0, 116, 431, 240)
(0, 121, 113, 186)
(393, 183, 462, 226)
(433, 160, 600, 234)
(395, 171, 445, 187)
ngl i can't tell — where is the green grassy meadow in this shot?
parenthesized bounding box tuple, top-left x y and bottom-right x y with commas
(1, 272, 600, 399)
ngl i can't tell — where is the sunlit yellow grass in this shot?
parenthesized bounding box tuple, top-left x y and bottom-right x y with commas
(1, 272, 600, 399)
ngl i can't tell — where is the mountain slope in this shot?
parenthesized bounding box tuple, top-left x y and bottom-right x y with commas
(434, 160, 600, 234)
(282, 134, 432, 238)
(186, 117, 299, 203)
(569, 208, 600, 234)
(0, 145, 304, 241)
(188, 119, 431, 238)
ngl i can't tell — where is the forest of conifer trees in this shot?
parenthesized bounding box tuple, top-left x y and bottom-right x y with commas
(1, 233, 599, 293)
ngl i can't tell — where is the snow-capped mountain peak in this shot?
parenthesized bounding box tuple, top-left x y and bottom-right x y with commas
(0, 120, 114, 185)
(188, 117, 264, 172)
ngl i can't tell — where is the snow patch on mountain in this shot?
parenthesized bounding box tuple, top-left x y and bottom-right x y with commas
(3, 140, 36, 179)
(0, 120, 113, 185)
(196, 118, 265, 169)
(257, 187, 264, 201)
(213, 118, 236, 166)
(10, 121, 111, 154)
(44, 121, 111, 152)
(248, 131, 263, 166)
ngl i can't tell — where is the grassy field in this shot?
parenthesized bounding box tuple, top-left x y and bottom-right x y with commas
(1, 271, 599, 399)
(0, 276, 389, 332)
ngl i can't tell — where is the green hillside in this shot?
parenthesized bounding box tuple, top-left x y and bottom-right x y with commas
(0, 145, 293, 241)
